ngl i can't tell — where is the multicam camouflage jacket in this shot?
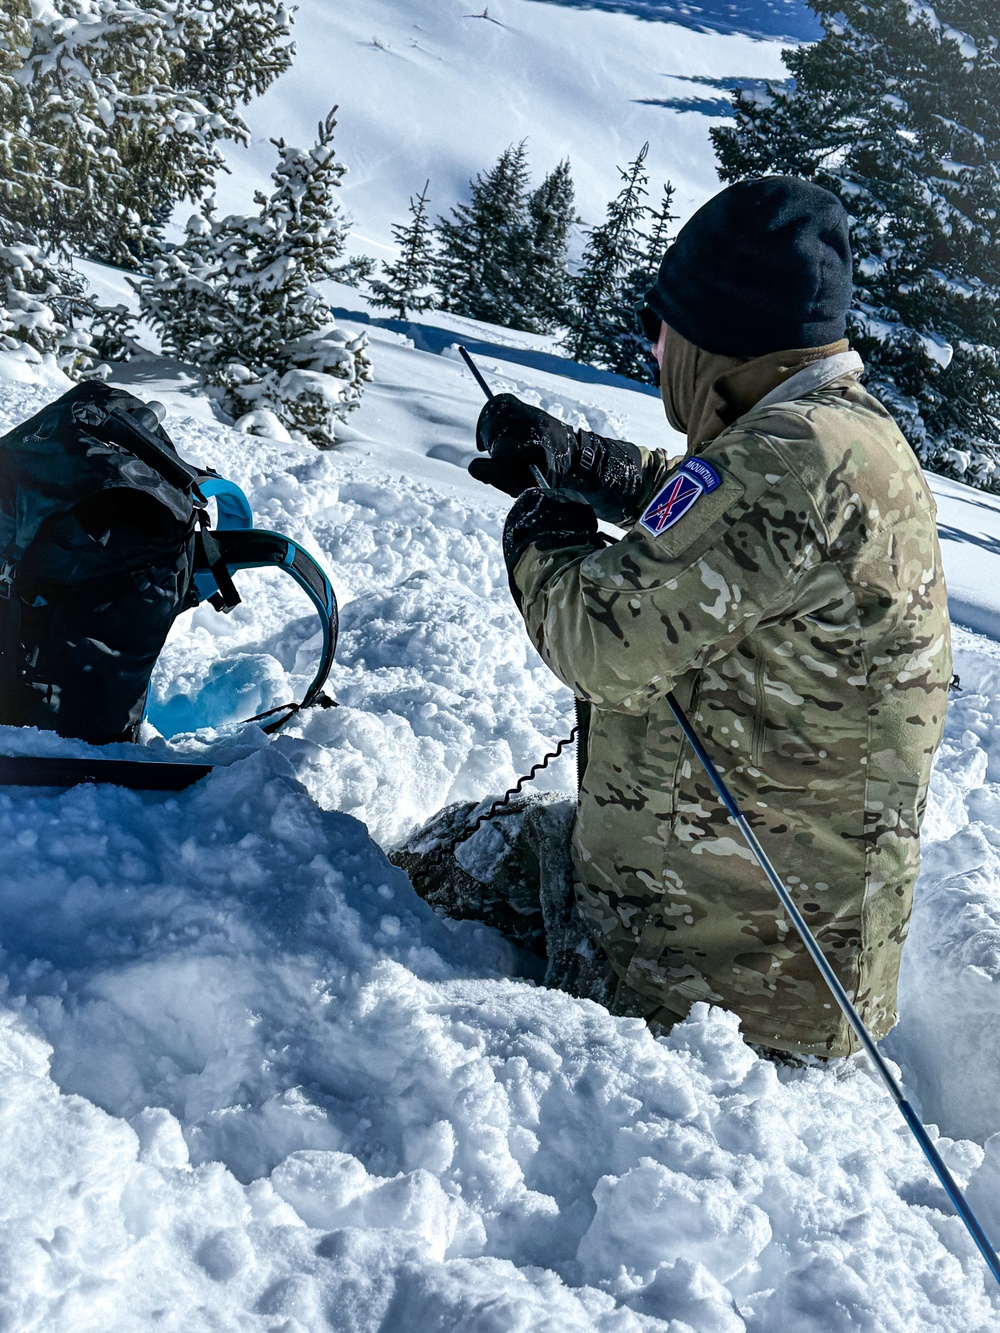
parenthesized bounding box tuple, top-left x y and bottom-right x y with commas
(510, 354, 951, 1057)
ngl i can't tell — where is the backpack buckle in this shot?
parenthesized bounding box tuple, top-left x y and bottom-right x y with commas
(0, 561, 16, 599)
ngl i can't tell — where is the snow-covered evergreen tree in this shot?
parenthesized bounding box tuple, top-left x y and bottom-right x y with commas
(434, 142, 533, 327)
(605, 181, 677, 382)
(566, 145, 674, 380)
(368, 182, 436, 320)
(0, 7, 93, 372)
(1, 0, 294, 265)
(522, 159, 577, 333)
(712, 0, 1000, 490)
(140, 111, 371, 446)
(0, 216, 94, 373)
(88, 301, 145, 366)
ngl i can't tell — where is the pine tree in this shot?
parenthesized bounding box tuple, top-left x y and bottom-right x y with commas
(0, 0, 294, 265)
(522, 159, 577, 332)
(566, 144, 661, 375)
(608, 182, 677, 382)
(140, 202, 223, 369)
(140, 111, 371, 446)
(368, 182, 436, 320)
(89, 302, 144, 365)
(0, 215, 95, 373)
(434, 142, 533, 327)
(712, 0, 1000, 490)
(643, 184, 677, 275)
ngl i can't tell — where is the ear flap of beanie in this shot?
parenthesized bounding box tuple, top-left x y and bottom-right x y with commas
(645, 177, 853, 358)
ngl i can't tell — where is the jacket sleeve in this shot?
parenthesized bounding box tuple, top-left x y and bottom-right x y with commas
(510, 431, 827, 713)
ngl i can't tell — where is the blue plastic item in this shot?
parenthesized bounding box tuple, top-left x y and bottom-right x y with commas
(187, 472, 338, 727)
(196, 472, 254, 531)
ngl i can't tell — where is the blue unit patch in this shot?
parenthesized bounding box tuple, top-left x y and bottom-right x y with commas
(639, 458, 722, 536)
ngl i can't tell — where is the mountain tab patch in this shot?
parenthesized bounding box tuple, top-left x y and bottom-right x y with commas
(639, 458, 722, 537)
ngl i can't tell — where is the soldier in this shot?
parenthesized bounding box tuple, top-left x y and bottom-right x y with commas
(399, 176, 951, 1059)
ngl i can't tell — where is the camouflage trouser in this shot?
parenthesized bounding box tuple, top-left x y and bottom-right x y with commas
(392, 793, 653, 1017)
(393, 793, 814, 1062)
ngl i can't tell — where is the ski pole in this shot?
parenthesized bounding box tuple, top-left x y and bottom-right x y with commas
(458, 345, 494, 400)
(667, 691, 1000, 1291)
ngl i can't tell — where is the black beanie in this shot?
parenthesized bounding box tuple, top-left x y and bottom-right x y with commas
(645, 176, 853, 357)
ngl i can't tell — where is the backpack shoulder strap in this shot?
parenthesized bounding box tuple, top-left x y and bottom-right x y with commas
(193, 527, 338, 726)
(195, 472, 255, 530)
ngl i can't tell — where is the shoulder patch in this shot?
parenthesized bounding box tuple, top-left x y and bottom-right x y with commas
(639, 458, 721, 537)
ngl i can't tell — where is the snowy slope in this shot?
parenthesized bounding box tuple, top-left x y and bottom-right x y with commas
(8, 0, 1000, 1324)
(3, 299, 1000, 1327)
(207, 0, 797, 259)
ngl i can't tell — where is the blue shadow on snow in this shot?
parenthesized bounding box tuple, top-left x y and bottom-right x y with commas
(935, 522, 1000, 642)
(520, 0, 821, 42)
(636, 74, 791, 117)
(331, 303, 662, 399)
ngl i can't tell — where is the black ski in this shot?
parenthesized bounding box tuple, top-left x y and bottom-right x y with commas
(0, 755, 212, 791)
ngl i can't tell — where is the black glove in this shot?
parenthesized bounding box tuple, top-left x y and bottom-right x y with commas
(470, 394, 645, 524)
(470, 394, 573, 497)
(502, 489, 600, 599)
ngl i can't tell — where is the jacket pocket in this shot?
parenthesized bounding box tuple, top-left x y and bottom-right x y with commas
(750, 647, 766, 769)
(668, 672, 702, 827)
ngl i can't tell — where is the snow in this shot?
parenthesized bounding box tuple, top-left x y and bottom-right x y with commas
(7, 0, 1000, 1324)
(205, 0, 797, 260)
(919, 332, 955, 369)
(941, 25, 978, 60)
(926, 474, 1000, 641)
(4, 292, 1000, 1327)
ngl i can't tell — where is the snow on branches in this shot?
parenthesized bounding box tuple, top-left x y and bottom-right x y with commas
(0, 0, 295, 383)
(0, 0, 294, 265)
(0, 216, 94, 375)
(141, 110, 372, 446)
(712, 0, 1000, 490)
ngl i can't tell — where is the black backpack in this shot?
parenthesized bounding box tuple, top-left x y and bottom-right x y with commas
(0, 380, 337, 745)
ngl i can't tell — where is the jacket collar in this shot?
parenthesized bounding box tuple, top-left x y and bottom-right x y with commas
(661, 325, 860, 451)
(750, 350, 864, 413)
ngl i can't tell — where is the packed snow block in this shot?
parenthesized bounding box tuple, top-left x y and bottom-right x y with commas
(270, 1150, 487, 1259)
(0, 744, 513, 1181)
(579, 1158, 772, 1285)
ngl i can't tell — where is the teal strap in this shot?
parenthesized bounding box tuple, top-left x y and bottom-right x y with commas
(193, 528, 337, 717)
(195, 473, 254, 530)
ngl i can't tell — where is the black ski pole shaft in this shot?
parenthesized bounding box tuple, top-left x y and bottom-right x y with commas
(666, 690, 1000, 1290)
(458, 345, 494, 400)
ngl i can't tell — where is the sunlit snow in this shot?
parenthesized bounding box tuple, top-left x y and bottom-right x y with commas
(4, 0, 1000, 1327)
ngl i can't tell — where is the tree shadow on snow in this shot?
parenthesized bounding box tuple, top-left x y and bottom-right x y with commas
(937, 522, 1000, 561)
(521, 0, 821, 42)
(636, 74, 790, 117)
(331, 304, 661, 400)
